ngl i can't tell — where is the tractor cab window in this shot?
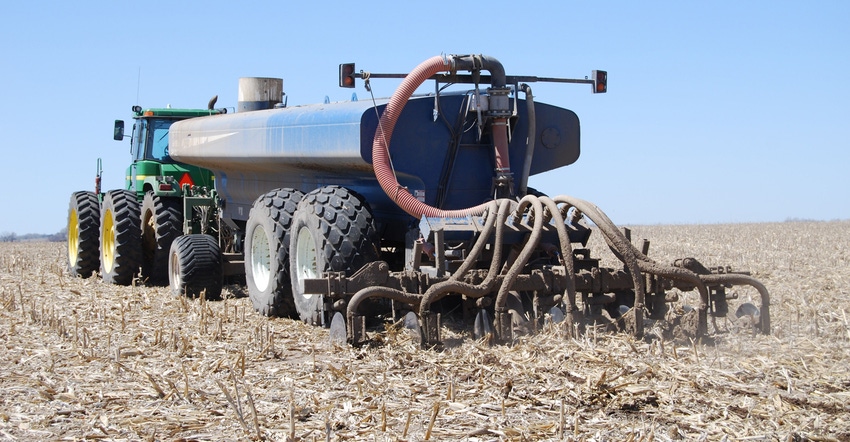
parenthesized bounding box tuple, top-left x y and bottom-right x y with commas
(149, 119, 172, 161)
(132, 118, 176, 163)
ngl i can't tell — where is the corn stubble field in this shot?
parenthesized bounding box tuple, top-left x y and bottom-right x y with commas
(1, 221, 848, 441)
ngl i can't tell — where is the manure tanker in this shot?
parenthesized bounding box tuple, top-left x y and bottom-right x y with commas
(69, 54, 770, 347)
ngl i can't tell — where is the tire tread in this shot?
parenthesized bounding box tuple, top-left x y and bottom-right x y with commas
(68, 191, 101, 277)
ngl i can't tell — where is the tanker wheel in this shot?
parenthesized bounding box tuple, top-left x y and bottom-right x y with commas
(244, 188, 304, 317)
(290, 186, 379, 325)
(100, 189, 142, 285)
(140, 192, 182, 286)
(67, 191, 101, 278)
(168, 234, 222, 299)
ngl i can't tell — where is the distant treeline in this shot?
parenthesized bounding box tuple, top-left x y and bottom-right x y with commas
(0, 229, 66, 243)
(783, 218, 846, 223)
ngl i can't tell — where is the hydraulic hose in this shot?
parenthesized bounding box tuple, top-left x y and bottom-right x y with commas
(575, 198, 710, 322)
(345, 200, 502, 319)
(450, 200, 500, 280)
(418, 199, 513, 317)
(553, 195, 646, 336)
(537, 197, 577, 314)
(494, 196, 545, 315)
(373, 55, 510, 218)
(347, 286, 422, 320)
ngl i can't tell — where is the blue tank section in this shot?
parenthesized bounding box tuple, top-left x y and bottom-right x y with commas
(169, 92, 580, 240)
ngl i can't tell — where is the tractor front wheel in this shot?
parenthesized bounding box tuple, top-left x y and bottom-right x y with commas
(68, 191, 100, 278)
(100, 190, 142, 285)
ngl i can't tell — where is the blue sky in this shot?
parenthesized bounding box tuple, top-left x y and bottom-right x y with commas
(1, 1, 848, 234)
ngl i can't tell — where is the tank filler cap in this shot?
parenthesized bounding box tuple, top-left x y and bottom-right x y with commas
(238, 77, 284, 112)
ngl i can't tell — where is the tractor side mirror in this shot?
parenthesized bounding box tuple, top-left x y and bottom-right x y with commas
(113, 120, 125, 141)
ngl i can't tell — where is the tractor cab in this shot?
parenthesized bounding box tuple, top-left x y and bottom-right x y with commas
(129, 114, 173, 163)
(114, 105, 222, 199)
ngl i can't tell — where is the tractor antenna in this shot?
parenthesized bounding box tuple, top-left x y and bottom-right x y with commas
(135, 67, 141, 104)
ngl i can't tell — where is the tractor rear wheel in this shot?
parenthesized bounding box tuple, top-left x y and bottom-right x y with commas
(290, 186, 378, 325)
(100, 190, 142, 285)
(168, 234, 222, 298)
(141, 192, 182, 285)
(245, 188, 304, 317)
(67, 191, 101, 278)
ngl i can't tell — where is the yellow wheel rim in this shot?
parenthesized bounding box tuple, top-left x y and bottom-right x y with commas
(68, 209, 79, 265)
(102, 208, 115, 272)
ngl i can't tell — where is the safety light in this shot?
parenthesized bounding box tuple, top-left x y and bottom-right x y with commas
(592, 70, 607, 94)
(339, 63, 356, 88)
(143, 110, 154, 116)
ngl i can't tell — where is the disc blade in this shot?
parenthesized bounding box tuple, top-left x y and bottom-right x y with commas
(473, 309, 493, 340)
(735, 302, 760, 318)
(402, 311, 421, 344)
(329, 312, 347, 346)
(548, 306, 565, 324)
(403, 311, 419, 331)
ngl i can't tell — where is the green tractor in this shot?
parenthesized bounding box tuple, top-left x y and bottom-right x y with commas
(67, 100, 223, 286)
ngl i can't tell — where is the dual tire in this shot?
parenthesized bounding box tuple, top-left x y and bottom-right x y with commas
(69, 189, 216, 295)
(68, 189, 185, 285)
(244, 185, 379, 325)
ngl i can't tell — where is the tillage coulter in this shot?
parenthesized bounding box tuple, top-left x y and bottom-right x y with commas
(67, 54, 770, 347)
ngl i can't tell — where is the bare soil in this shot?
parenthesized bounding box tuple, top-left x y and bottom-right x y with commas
(1, 221, 848, 441)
